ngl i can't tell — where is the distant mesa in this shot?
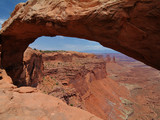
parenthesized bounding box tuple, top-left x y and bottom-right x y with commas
(106, 55, 116, 63)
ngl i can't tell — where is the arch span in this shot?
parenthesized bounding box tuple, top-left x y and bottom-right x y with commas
(1, 0, 160, 85)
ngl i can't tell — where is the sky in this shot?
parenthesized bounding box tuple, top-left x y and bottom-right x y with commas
(0, 0, 117, 53)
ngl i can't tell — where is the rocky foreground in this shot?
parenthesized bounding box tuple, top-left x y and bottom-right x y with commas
(0, 47, 104, 120)
(0, 69, 102, 120)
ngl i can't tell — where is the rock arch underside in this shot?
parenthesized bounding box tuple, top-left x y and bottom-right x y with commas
(0, 0, 160, 85)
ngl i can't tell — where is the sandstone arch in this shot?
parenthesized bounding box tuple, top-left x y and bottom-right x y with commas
(1, 0, 160, 86)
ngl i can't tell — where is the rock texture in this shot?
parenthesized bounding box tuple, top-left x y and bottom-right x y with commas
(0, 44, 1, 68)
(0, 0, 160, 84)
(106, 53, 160, 120)
(1, 47, 43, 86)
(0, 72, 102, 120)
(39, 51, 132, 120)
(106, 55, 116, 63)
(42, 51, 95, 62)
(19, 47, 43, 87)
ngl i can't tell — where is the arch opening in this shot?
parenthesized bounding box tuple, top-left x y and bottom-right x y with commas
(20, 35, 119, 87)
(29, 36, 118, 53)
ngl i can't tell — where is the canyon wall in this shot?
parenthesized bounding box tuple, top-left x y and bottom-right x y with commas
(0, 47, 43, 86)
(19, 47, 43, 86)
(0, 44, 1, 68)
(1, 0, 160, 85)
(39, 51, 132, 120)
(0, 71, 102, 120)
(42, 51, 95, 62)
(106, 53, 160, 120)
(0, 49, 102, 120)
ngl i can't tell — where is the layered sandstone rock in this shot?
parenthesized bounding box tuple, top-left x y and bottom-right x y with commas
(19, 47, 43, 87)
(0, 73, 102, 120)
(0, 0, 160, 84)
(39, 51, 132, 120)
(106, 53, 160, 120)
(1, 47, 43, 86)
(42, 51, 95, 62)
(106, 55, 116, 63)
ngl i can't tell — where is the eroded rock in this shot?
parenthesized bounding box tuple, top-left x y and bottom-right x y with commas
(1, 47, 43, 86)
(0, 76, 102, 120)
(0, 0, 160, 84)
(19, 47, 43, 87)
(38, 51, 131, 120)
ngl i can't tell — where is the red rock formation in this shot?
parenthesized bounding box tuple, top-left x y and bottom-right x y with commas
(42, 51, 95, 62)
(1, 47, 43, 86)
(106, 53, 160, 119)
(0, 0, 160, 85)
(106, 55, 111, 63)
(39, 51, 131, 120)
(0, 69, 12, 84)
(19, 47, 43, 87)
(113, 56, 116, 63)
(0, 73, 102, 120)
(106, 55, 116, 63)
(0, 44, 1, 68)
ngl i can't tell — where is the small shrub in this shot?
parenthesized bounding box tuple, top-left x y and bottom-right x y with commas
(70, 104, 73, 106)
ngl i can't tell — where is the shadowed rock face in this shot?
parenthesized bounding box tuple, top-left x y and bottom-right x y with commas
(0, 44, 1, 68)
(19, 47, 43, 86)
(0, 0, 160, 85)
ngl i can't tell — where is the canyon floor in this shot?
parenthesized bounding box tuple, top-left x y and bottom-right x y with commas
(106, 53, 160, 120)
